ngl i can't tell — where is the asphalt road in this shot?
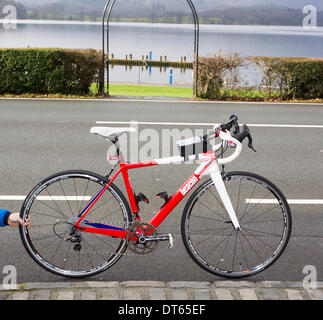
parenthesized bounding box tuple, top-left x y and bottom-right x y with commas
(0, 98, 322, 284)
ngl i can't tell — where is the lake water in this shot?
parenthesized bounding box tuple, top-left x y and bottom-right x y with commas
(1, 21, 322, 85)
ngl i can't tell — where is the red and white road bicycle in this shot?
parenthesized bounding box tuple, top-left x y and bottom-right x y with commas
(20, 115, 292, 278)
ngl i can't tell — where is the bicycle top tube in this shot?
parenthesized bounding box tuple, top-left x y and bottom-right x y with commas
(90, 114, 255, 170)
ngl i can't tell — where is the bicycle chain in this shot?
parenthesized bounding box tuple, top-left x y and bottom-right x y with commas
(69, 219, 178, 258)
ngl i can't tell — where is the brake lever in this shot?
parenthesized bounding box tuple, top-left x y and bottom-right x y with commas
(230, 115, 240, 134)
(247, 134, 257, 152)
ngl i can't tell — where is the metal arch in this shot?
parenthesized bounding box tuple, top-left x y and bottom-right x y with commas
(101, 0, 200, 97)
(101, 0, 117, 96)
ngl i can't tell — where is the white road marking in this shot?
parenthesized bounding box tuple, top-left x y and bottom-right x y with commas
(96, 121, 323, 128)
(246, 199, 323, 205)
(0, 196, 91, 201)
(0, 196, 322, 205)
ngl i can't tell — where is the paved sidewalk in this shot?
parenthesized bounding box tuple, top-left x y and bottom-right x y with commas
(0, 281, 322, 300)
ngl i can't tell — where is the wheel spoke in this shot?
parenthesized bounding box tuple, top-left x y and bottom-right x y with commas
(239, 189, 273, 222)
(196, 201, 227, 222)
(44, 187, 69, 220)
(242, 228, 277, 252)
(239, 230, 264, 262)
(58, 180, 75, 218)
(190, 213, 229, 224)
(242, 204, 280, 224)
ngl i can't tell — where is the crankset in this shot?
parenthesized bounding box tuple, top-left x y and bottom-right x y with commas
(126, 222, 174, 255)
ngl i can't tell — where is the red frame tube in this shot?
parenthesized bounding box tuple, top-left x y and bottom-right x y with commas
(74, 157, 215, 239)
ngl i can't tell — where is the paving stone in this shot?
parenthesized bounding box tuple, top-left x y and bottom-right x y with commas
(193, 289, 212, 300)
(123, 288, 142, 300)
(56, 290, 74, 300)
(122, 281, 165, 288)
(11, 292, 30, 300)
(306, 289, 323, 300)
(172, 289, 189, 300)
(214, 288, 234, 300)
(0, 292, 9, 300)
(32, 290, 52, 300)
(73, 281, 119, 288)
(259, 288, 282, 300)
(100, 288, 119, 300)
(24, 282, 70, 290)
(285, 289, 303, 300)
(169, 281, 210, 289)
(260, 281, 283, 288)
(215, 281, 256, 288)
(260, 281, 303, 288)
(80, 289, 97, 300)
(239, 288, 258, 300)
(282, 282, 304, 288)
(148, 288, 166, 300)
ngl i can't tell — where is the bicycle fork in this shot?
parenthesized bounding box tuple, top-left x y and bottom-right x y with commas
(210, 167, 241, 231)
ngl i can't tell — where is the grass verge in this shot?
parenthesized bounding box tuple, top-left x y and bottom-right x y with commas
(0, 84, 322, 103)
(90, 84, 193, 98)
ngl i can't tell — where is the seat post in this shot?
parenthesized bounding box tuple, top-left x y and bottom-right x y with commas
(114, 137, 121, 156)
(110, 135, 125, 163)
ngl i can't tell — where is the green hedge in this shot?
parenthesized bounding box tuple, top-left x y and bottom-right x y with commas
(195, 54, 323, 100)
(0, 48, 101, 95)
(252, 57, 323, 100)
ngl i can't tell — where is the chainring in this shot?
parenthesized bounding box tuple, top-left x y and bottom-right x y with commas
(126, 221, 159, 255)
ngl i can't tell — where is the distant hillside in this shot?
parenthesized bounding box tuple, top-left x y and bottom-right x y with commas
(15, 0, 323, 11)
(13, 0, 57, 8)
(13, 0, 323, 26)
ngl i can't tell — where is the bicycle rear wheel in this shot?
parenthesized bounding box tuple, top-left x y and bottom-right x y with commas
(19, 170, 132, 278)
(181, 171, 292, 278)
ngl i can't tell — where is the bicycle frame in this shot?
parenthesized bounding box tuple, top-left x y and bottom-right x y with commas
(74, 130, 242, 238)
(74, 152, 218, 238)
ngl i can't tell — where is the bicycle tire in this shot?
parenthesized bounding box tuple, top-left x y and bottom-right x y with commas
(19, 170, 132, 278)
(181, 171, 292, 278)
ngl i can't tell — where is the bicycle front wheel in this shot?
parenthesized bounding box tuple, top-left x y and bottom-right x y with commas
(19, 170, 132, 278)
(181, 171, 292, 278)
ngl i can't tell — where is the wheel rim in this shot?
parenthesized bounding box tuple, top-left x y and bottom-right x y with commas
(21, 173, 129, 277)
(184, 174, 290, 277)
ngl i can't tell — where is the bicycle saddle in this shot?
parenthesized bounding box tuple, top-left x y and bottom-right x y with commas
(90, 127, 136, 140)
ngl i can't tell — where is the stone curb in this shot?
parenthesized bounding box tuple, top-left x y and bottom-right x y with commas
(0, 281, 322, 300)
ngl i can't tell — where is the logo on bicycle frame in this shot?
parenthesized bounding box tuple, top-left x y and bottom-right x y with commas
(180, 175, 199, 196)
